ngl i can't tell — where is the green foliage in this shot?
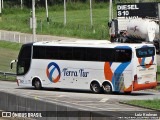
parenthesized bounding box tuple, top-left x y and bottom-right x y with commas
(4, 0, 109, 8)
(0, 75, 16, 81)
(0, 3, 110, 40)
(0, 41, 21, 72)
(126, 99, 160, 110)
(0, 41, 22, 50)
(36, 11, 109, 40)
(3, 7, 30, 15)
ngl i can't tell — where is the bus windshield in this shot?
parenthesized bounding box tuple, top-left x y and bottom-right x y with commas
(17, 45, 32, 75)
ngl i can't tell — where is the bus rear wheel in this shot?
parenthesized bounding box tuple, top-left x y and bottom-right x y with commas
(90, 82, 102, 94)
(103, 83, 112, 94)
(34, 79, 42, 90)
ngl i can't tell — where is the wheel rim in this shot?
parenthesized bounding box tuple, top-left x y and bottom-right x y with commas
(35, 80, 40, 88)
(92, 83, 100, 93)
(103, 84, 111, 93)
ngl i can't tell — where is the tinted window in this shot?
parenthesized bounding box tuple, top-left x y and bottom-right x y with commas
(100, 48, 115, 61)
(17, 45, 32, 75)
(86, 48, 100, 61)
(46, 47, 59, 59)
(33, 46, 45, 59)
(18, 46, 31, 59)
(115, 49, 132, 62)
(73, 47, 86, 61)
(32, 46, 132, 62)
(136, 47, 155, 58)
(59, 47, 73, 60)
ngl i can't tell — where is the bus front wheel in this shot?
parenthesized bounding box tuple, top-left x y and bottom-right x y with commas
(103, 83, 112, 94)
(34, 79, 42, 90)
(90, 82, 102, 94)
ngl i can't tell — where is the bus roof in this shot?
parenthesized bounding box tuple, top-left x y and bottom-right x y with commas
(32, 40, 155, 49)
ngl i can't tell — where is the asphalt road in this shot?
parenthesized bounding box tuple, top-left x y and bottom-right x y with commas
(0, 81, 160, 112)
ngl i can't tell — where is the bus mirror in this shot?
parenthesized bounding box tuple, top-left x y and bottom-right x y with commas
(10, 60, 17, 69)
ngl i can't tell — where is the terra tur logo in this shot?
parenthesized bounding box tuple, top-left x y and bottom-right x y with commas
(138, 57, 154, 68)
(46, 62, 61, 83)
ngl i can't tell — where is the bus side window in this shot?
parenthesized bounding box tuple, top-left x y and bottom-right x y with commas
(59, 47, 73, 60)
(100, 48, 115, 62)
(115, 49, 132, 62)
(46, 46, 59, 59)
(33, 46, 45, 59)
(86, 48, 100, 61)
(73, 47, 86, 61)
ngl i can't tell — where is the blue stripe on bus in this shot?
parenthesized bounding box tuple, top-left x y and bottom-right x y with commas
(141, 58, 145, 68)
(49, 67, 56, 82)
(115, 46, 131, 49)
(112, 62, 131, 91)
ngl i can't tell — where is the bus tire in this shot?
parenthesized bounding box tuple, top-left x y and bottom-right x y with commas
(34, 79, 42, 90)
(102, 83, 112, 94)
(90, 82, 102, 94)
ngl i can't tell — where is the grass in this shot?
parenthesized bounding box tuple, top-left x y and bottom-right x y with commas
(0, 75, 16, 81)
(0, 41, 21, 72)
(0, 3, 110, 40)
(0, 41, 21, 81)
(125, 99, 160, 110)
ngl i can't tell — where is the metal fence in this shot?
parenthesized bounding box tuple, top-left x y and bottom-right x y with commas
(0, 71, 16, 76)
(0, 71, 16, 80)
(0, 30, 70, 44)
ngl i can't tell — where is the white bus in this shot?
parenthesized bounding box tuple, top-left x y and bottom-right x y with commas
(11, 40, 157, 93)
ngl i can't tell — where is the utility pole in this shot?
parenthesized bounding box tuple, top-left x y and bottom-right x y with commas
(109, 0, 113, 36)
(109, 0, 113, 21)
(90, 0, 93, 27)
(21, 0, 23, 10)
(2, 0, 3, 9)
(32, 0, 36, 42)
(64, 0, 66, 26)
(0, 0, 2, 21)
(45, 0, 49, 24)
(158, 3, 160, 53)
